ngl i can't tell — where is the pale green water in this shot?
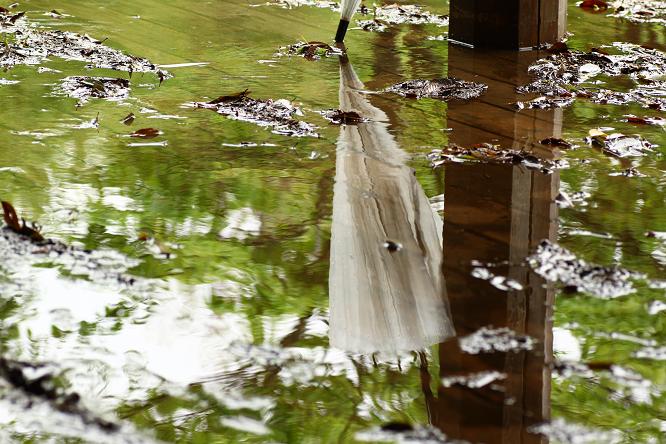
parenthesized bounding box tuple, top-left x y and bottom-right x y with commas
(0, 1, 664, 443)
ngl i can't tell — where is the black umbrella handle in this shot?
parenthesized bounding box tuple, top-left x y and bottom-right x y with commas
(335, 19, 350, 43)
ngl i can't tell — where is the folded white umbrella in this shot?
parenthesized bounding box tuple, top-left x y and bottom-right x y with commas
(328, 53, 455, 354)
(335, 0, 362, 42)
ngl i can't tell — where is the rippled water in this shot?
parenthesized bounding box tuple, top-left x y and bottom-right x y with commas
(0, 0, 664, 443)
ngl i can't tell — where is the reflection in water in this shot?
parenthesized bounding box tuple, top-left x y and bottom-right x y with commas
(422, 46, 561, 443)
(328, 51, 454, 354)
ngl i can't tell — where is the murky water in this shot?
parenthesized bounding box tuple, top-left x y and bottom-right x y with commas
(0, 0, 664, 442)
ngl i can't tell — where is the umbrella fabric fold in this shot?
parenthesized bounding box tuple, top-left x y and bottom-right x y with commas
(329, 54, 455, 354)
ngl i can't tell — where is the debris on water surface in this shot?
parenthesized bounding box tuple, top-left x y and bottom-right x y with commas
(516, 43, 666, 110)
(610, 0, 666, 24)
(276, 41, 343, 60)
(529, 418, 622, 444)
(0, 10, 169, 80)
(428, 144, 569, 173)
(586, 129, 654, 158)
(579, 0, 610, 11)
(357, 19, 388, 32)
(319, 109, 367, 125)
(121, 112, 136, 125)
(528, 240, 644, 298)
(540, 137, 573, 149)
(471, 267, 523, 291)
(253, 0, 337, 9)
(609, 167, 646, 177)
(1, 205, 141, 286)
(625, 115, 665, 126)
(2, 201, 43, 241)
(555, 190, 590, 208)
(459, 327, 536, 354)
(0, 358, 119, 432)
(441, 371, 507, 389)
(130, 128, 161, 139)
(358, 3, 449, 31)
(386, 78, 487, 101)
(57, 76, 130, 105)
(188, 91, 319, 138)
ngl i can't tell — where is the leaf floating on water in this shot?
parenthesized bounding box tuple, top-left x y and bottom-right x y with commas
(57, 76, 130, 105)
(610, 0, 666, 24)
(547, 41, 570, 54)
(130, 128, 161, 139)
(540, 137, 573, 148)
(319, 109, 366, 125)
(121, 112, 135, 125)
(0, 10, 170, 82)
(208, 89, 251, 105)
(626, 114, 665, 126)
(2, 200, 21, 231)
(516, 43, 666, 110)
(586, 130, 654, 158)
(528, 240, 644, 299)
(357, 3, 449, 31)
(386, 78, 487, 101)
(579, 0, 609, 11)
(459, 327, 536, 354)
(276, 41, 343, 60)
(188, 92, 319, 138)
(1, 201, 44, 241)
(428, 144, 569, 173)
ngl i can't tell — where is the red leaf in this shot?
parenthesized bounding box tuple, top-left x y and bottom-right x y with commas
(130, 128, 160, 139)
(2, 201, 21, 231)
(579, 0, 609, 11)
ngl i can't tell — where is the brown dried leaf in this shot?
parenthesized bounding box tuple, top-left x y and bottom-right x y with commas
(1, 201, 44, 241)
(208, 89, 250, 105)
(2, 201, 21, 231)
(540, 137, 572, 148)
(130, 128, 160, 139)
(121, 112, 135, 125)
(579, 0, 609, 11)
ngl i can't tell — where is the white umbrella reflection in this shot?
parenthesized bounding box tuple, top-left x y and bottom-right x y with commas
(329, 51, 454, 354)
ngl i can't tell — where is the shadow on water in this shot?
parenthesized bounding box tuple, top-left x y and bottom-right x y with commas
(330, 45, 561, 443)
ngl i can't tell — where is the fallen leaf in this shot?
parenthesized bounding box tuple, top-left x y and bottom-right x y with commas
(121, 112, 135, 125)
(208, 89, 250, 105)
(2, 201, 21, 231)
(579, 0, 609, 11)
(130, 128, 161, 138)
(1, 201, 44, 241)
(547, 41, 569, 54)
(626, 115, 665, 126)
(320, 109, 366, 125)
(540, 137, 572, 148)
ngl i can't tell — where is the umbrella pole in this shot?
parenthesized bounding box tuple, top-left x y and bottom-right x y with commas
(335, 19, 349, 43)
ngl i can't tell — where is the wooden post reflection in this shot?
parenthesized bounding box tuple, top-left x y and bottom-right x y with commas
(425, 46, 559, 443)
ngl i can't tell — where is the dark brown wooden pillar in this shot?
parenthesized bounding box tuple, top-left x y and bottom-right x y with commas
(449, 0, 567, 49)
(420, 46, 560, 443)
